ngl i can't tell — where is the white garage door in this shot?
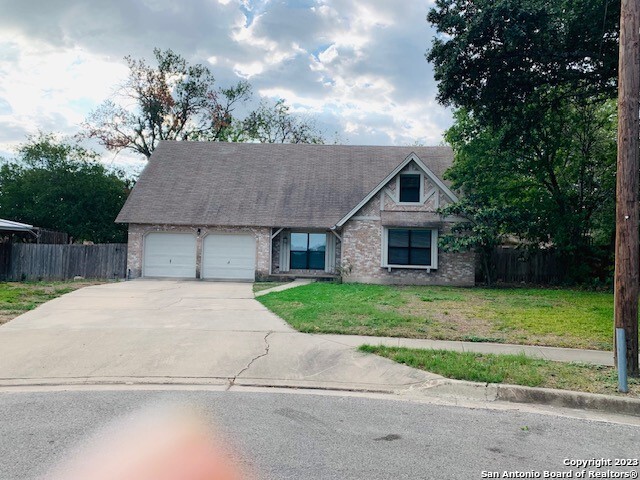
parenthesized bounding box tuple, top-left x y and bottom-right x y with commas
(143, 233, 196, 278)
(202, 234, 256, 280)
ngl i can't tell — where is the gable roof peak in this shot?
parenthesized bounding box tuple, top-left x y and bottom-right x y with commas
(334, 152, 459, 228)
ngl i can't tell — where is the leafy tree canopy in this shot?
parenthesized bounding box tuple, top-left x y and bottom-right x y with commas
(428, 0, 620, 282)
(440, 101, 617, 281)
(234, 99, 324, 144)
(84, 48, 324, 158)
(427, 0, 619, 126)
(0, 133, 132, 243)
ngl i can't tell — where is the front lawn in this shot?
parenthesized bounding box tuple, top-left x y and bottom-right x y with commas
(257, 283, 621, 350)
(359, 345, 639, 397)
(0, 281, 102, 325)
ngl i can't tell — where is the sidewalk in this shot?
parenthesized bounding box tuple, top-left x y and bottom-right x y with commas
(316, 334, 618, 366)
(254, 279, 315, 297)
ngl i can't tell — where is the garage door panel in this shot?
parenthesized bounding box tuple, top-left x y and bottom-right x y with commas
(202, 234, 255, 280)
(144, 233, 196, 278)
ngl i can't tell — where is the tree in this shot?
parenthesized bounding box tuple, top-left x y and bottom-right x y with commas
(427, 0, 620, 127)
(442, 101, 617, 281)
(84, 48, 252, 159)
(84, 49, 324, 158)
(0, 134, 132, 242)
(438, 200, 526, 285)
(234, 99, 324, 144)
(427, 0, 620, 281)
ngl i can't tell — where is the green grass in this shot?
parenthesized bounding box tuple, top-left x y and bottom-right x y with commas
(257, 283, 624, 350)
(359, 345, 640, 397)
(259, 283, 414, 335)
(0, 281, 102, 325)
(252, 281, 291, 293)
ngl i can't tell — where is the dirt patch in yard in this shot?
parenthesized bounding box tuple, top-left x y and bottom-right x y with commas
(0, 313, 16, 325)
(398, 295, 501, 342)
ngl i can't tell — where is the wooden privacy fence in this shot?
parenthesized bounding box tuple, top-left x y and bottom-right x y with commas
(0, 243, 10, 279)
(478, 247, 564, 284)
(35, 228, 69, 245)
(1, 243, 127, 281)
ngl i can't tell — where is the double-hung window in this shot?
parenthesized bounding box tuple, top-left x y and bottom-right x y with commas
(290, 233, 326, 270)
(386, 229, 434, 267)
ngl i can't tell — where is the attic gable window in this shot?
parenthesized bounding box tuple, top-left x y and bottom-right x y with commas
(399, 174, 421, 202)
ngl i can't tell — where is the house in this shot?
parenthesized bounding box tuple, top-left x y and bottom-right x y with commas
(115, 142, 475, 286)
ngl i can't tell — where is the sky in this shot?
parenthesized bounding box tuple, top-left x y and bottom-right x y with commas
(0, 0, 451, 170)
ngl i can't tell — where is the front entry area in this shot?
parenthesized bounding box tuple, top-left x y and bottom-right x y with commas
(202, 233, 256, 281)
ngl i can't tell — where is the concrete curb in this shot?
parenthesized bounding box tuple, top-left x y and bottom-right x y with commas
(0, 377, 418, 396)
(1, 376, 638, 418)
(419, 379, 640, 417)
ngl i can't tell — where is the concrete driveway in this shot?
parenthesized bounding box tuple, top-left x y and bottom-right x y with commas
(0, 281, 439, 392)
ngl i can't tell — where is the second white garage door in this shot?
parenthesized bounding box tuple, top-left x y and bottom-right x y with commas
(202, 234, 256, 280)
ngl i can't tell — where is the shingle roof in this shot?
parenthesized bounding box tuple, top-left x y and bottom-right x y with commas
(115, 141, 454, 229)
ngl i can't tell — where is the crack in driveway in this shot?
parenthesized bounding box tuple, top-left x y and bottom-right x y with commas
(227, 331, 272, 390)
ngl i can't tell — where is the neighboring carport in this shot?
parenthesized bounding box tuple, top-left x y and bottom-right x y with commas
(0, 218, 36, 237)
(0, 218, 68, 244)
(0, 219, 36, 278)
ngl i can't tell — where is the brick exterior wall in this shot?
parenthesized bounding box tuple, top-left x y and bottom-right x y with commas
(339, 164, 475, 286)
(126, 224, 270, 279)
(341, 220, 475, 286)
(271, 231, 282, 274)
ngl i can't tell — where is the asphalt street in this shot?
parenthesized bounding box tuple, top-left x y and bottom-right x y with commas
(1, 389, 638, 480)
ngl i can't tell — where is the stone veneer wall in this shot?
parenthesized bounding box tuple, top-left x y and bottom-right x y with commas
(126, 224, 271, 279)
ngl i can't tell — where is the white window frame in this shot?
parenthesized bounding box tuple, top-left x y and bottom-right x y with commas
(396, 172, 425, 205)
(381, 227, 438, 270)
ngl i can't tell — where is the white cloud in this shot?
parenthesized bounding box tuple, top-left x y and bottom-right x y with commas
(0, 0, 452, 164)
(318, 45, 338, 64)
(249, 0, 450, 145)
(0, 34, 128, 154)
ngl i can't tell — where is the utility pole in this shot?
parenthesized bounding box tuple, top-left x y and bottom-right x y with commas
(614, 0, 640, 378)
